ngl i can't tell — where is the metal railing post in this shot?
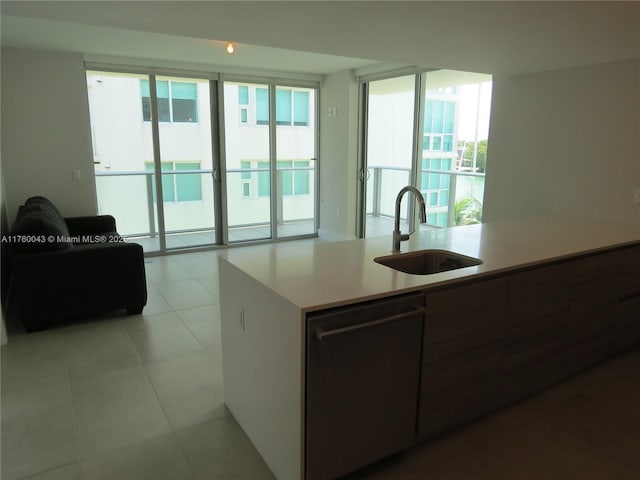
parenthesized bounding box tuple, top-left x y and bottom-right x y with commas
(145, 173, 157, 238)
(373, 167, 382, 217)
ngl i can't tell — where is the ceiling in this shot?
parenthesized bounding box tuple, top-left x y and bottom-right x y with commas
(1, 1, 639, 77)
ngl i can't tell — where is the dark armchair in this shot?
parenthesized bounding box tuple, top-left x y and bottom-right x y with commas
(5, 196, 147, 332)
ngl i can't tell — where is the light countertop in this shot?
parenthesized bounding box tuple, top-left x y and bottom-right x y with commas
(220, 217, 640, 312)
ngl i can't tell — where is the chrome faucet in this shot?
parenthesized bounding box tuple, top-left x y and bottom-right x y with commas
(392, 186, 427, 252)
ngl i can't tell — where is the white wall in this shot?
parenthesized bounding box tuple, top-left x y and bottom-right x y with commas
(1, 47, 97, 223)
(318, 70, 359, 241)
(484, 59, 640, 225)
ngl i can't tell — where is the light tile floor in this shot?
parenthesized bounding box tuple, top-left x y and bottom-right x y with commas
(2, 244, 639, 480)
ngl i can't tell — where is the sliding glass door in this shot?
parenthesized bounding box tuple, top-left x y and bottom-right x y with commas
(153, 75, 216, 249)
(87, 71, 163, 252)
(222, 80, 318, 243)
(88, 68, 319, 253)
(87, 71, 218, 252)
(359, 69, 493, 237)
(223, 81, 272, 242)
(364, 75, 416, 237)
(275, 86, 317, 238)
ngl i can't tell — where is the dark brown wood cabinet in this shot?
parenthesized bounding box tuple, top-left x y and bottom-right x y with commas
(418, 278, 508, 438)
(611, 245, 640, 349)
(501, 263, 573, 403)
(418, 246, 639, 441)
(564, 245, 640, 378)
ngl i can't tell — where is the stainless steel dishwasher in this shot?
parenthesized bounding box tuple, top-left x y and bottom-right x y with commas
(305, 292, 425, 480)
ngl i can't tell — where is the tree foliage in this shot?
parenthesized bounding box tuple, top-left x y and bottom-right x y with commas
(462, 140, 488, 173)
(454, 197, 483, 225)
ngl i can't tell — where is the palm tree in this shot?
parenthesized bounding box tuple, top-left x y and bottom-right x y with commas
(454, 197, 482, 225)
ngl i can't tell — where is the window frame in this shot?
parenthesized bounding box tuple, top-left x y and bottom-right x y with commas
(141, 79, 199, 124)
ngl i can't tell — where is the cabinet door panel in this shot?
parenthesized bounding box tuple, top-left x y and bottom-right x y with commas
(419, 387, 499, 438)
(617, 296, 640, 349)
(507, 263, 573, 329)
(421, 342, 502, 395)
(423, 325, 503, 363)
(502, 263, 571, 402)
(615, 246, 640, 348)
(419, 278, 507, 439)
(425, 278, 508, 345)
(564, 249, 637, 377)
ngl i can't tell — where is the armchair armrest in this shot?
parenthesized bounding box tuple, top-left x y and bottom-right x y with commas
(65, 215, 117, 236)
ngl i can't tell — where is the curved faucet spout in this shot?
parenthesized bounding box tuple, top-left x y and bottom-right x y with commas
(392, 186, 427, 253)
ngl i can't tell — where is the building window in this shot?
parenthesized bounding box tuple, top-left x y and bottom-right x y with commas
(423, 99, 455, 153)
(293, 91, 310, 126)
(141, 80, 198, 123)
(276, 89, 292, 126)
(256, 89, 269, 125)
(248, 87, 309, 126)
(279, 160, 310, 195)
(238, 86, 249, 124)
(424, 100, 455, 135)
(420, 158, 451, 221)
(146, 162, 202, 202)
(242, 160, 310, 198)
(240, 160, 251, 197)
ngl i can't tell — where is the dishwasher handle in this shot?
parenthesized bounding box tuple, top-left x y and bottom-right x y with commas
(314, 307, 426, 341)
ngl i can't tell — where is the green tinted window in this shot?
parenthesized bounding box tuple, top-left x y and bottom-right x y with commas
(279, 161, 293, 195)
(146, 162, 175, 202)
(258, 161, 270, 196)
(428, 173, 440, 190)
(293, 91, 309, 126)
(444, 102, 455, 133)
(432, 101, 444, 134)
(175, 162, 202, 201)
(256, 88, 269, 125)
(294, 160, 309, 194)
(276, 89, 292, 125)
(238, 85, 249, 105)
(443, 135, 453, 152)
(240, 161, 251, 180)
(439, 189, 449, 207)
(171, 82, 197, 122)
(424, 100, 433, 133)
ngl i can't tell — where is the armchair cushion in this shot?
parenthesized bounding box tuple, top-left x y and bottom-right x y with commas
(10, 196, 72, 253)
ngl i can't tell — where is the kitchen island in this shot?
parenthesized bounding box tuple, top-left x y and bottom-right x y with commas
(218, 217, 640, 480)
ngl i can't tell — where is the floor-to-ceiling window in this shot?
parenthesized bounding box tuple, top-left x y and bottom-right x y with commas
(364, 75, 416, 237)
(275, 86, 317, 238)
(359, 69, 492, 237)
(222, 80, 318, 243)
(87, 68, 319, 253)
(223, 81, 272, 242)
(419, 70, 492, 228)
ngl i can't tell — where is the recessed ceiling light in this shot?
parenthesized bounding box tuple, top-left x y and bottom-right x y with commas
(226, 42, 235, 54)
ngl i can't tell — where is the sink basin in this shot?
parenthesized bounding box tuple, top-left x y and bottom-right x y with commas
(374, 249, 483, 275)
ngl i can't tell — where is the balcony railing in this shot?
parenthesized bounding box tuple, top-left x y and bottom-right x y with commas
(366, 165, 485, 227)
(95, 166, 315, 248)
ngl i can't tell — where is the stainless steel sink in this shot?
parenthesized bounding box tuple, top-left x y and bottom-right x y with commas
(374, 249, 482, 275)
